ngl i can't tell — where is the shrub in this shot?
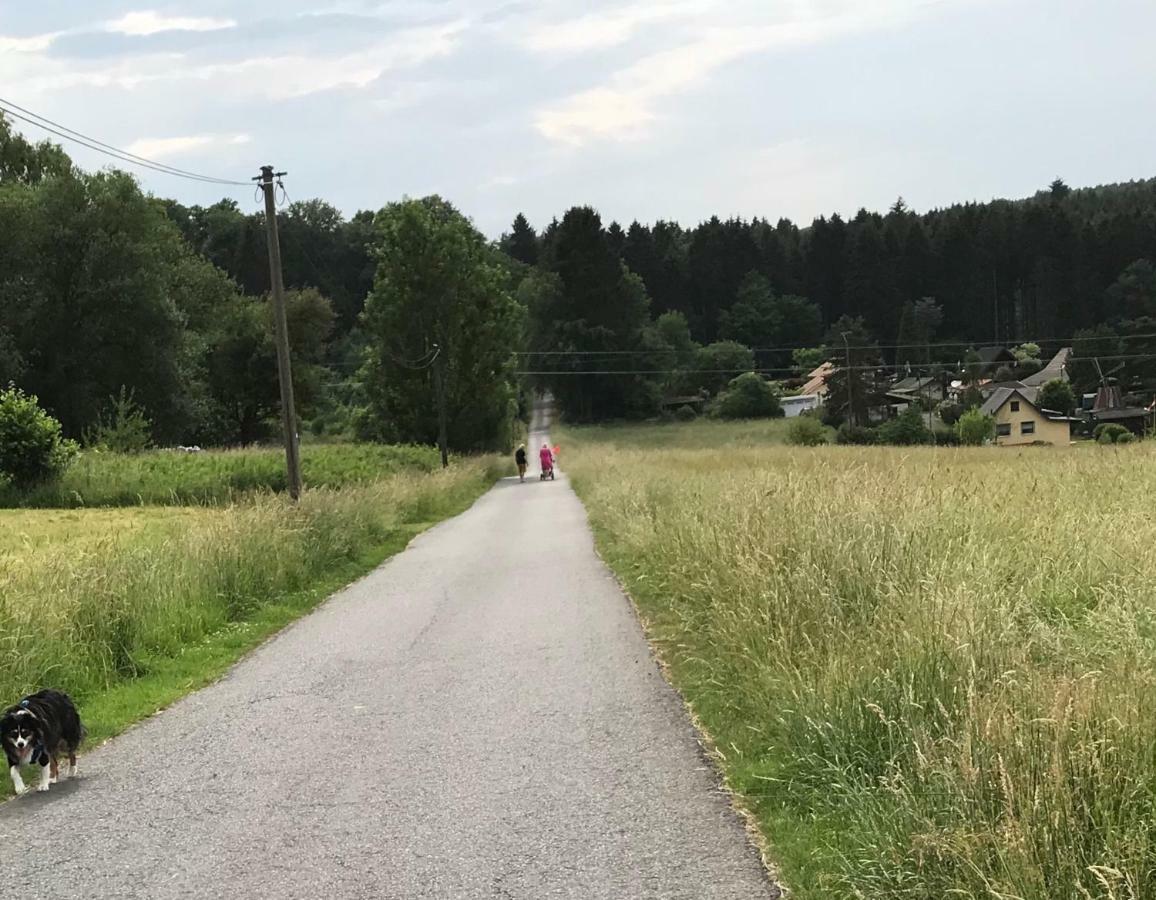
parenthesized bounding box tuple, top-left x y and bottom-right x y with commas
(836, 423, 876, 445)
(715, 373, 783, 420)
(931, 426, 961, 446)
(1116, 432, 1135, 444)
(83, 387, 153, 453)
(675, 404, 698, 422)
(956, 408, 995, 446)
(876, 406, 931, 446)
(787, 416, 827, 447)
(0, 385, 78, 487)
(1093, 423, 1129, 443)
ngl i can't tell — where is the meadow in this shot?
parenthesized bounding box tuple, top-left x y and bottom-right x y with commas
(0, 446, 501, 791)
(0, 442, 441, 508)
(561, 422, 1156, 900)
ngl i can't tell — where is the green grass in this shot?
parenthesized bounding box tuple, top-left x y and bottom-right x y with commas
(0, 442, 442, 508)
(561, 421, 1156, 900)
(567, 416, 795, 451)
(1, 455, 501, 797)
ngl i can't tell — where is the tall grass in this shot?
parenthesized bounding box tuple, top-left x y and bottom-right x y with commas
(0, 442, 442, 508)
(0, 460, 498, 709)
(563, 428, 1156, 900)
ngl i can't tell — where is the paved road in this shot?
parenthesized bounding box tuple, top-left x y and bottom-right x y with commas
(0, 419, 775, 898)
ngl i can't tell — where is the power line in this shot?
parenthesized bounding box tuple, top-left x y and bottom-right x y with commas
(514, 333, 1156, 357)
(0, 96, 249, 187)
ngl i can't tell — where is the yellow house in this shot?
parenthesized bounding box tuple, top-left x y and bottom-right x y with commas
(980, 387, 1071, 446)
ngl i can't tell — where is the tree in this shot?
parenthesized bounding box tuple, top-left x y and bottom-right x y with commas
(0, 113, 71, 185)
(823, 316, 880, 426)
(0, 169, 195, 442)
(1106, 260, 1156, 319)
(956, 408, 995, 445)
(714, 373, 782, 419)
(787, 416, 827, 446)
(876, 406, 931, 445)
(1037, 379, 1076, 414)
(362, 196, 522, 450)
(690, 341, 755, 396)
(719, 272, 822, 367)
(500, 213, 539, 266)
(532, 206, 655, 420)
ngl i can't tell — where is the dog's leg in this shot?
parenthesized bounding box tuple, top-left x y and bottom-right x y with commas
(50, 758, 59, 784)
(10, 766, 26, 795)
(36, 764, 50, 792)
(68, 752, 78, 779)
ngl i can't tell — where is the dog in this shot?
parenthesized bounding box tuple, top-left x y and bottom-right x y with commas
(1, 690, 85, 795)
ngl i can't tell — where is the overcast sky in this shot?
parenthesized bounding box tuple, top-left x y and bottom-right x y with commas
(1, 1, 1153, 236)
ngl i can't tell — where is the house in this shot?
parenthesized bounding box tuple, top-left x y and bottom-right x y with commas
(973, 346, 1017, 375)
(800, 362, 835, 399)
(781, 394, 821, 418)
(889, 375, 945, 404)
(1088, 384, 1148, 436)
(1021, 347, 1071, 387)
(980, 387, 1071, 446)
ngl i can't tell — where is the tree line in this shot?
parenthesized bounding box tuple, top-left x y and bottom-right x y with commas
(4, 109, 1156, 448)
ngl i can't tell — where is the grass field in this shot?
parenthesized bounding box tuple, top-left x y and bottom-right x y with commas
(0, 442, 441, 508)
(0, 448, 502, 796)
(561, 423, 1156, 899)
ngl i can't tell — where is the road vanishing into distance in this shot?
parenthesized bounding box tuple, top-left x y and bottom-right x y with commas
(0, 412, 776, 899)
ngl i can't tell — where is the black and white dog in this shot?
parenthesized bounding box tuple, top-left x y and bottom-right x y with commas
(1, 690, 85, 794)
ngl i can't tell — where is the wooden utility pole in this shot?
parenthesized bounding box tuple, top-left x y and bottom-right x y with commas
(842, 331, 854, 427)
(432, 344, 449, 469)
(255, 165, 302, 500)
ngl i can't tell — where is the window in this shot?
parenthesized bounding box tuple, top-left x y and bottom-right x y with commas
(1010, 400, 1020, 412)
(1021, 421, 1035, 435)
(996, 423, 1012, 436)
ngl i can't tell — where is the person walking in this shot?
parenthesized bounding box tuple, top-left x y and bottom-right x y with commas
(514, 444, 527, 482)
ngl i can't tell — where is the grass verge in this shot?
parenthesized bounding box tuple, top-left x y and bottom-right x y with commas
(1, 458, 501, 797)
(561, 423, 1156, 900)
(0, 442, 443, 508)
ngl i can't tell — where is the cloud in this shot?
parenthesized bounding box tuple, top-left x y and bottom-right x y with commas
(518, 1, 708, 54)
(125, 134, 251, 159)
(534, 0, 957, 146)
(0, 32, 61, 54)
(106, 11, 237, 37)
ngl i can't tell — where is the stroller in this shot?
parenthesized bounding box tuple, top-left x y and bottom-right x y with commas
(539, 447, 556, 481)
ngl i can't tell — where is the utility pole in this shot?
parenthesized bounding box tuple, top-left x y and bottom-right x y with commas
(432, 344, 449, 469)
(255, 165, 302, 500)
(842, 331, 854, 427)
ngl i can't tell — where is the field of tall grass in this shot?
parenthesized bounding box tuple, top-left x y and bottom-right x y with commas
(0, 442, 441, 508)
(562, 425, 1156, 899)
(0, 453, 500, 788)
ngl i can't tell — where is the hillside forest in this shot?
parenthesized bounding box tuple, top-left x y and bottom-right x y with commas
(3, 112, 1156, 446)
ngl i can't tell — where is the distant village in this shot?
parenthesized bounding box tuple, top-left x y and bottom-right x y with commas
(791, 346, 1152, 446)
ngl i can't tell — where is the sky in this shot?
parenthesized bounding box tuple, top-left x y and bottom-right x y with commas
(1, 0, 1154, 237)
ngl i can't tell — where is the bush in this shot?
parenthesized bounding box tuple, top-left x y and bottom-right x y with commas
(1116, 431, 1135, 444)
(931, 426, 961, 446)
(83, 387, 153, 453)
(1093, 423, 1129, 443)
(836, 423, 876, 445)
(0, 385, 78, 487)
(956, 408, 995, 446)
(960, 385, 985, 410)
(715, 373, 783, 420)
(787, 416, 827, 446)
(674, 404, 698, 422)
(876, 406, 931, 446)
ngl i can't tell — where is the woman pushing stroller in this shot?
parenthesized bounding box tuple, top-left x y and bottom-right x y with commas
(539, 443, 555, 481)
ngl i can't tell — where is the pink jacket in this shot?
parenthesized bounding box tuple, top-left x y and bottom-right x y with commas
(539, 447, 554, 468)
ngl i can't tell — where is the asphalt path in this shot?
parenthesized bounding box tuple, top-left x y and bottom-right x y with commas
(0, 417, 776, 898)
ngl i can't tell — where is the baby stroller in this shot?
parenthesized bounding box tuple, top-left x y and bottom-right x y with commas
(539, 447, 555, 481)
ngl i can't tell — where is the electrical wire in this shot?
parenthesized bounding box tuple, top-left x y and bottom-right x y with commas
(0, 96, 250, 187)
